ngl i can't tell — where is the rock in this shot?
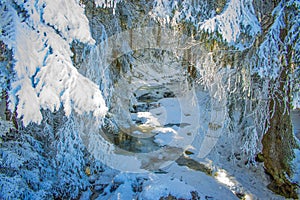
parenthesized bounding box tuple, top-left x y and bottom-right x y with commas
(176, 155, 212, 176)
(159, 191, 200, 200)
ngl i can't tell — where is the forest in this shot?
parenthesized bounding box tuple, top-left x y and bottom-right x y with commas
(0, 0, 299, 199)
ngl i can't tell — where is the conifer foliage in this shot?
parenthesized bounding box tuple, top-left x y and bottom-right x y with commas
(0, 0, 107, 126)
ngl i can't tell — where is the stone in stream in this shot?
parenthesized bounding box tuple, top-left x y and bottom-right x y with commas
(175, 155, 212, 176)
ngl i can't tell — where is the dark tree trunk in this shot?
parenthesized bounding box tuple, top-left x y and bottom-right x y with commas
(262, 70, 298, 198)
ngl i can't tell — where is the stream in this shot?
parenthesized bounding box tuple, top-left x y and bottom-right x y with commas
(96, 49, 210, 172)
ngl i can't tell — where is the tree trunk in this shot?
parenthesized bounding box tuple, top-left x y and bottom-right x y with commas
(262, 70, 298, 198)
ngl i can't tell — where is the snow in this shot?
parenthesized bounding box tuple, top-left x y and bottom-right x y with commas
(79, 41, 284, 198)
(1, 0, 107, 126)
(122, 163, 241, 199)
(94, 0, 123, 14)
(1, 0, 299, 199)
(292, 110, 300, 185)
(136, 112, 161, 127)
(141, 174, 196, 199)
(81, 36, 266, 200)
(164, 163, 240, 199)
(293, 93, 300, 110)
(254, 2, 285, 80)
(149, 0, 175, 24)
(79, 188, 92, 200)
(153, 128, 178, 146)
(199, 0, 261, 48)
(84, 130, 147, 173)
(42, 0, 95, 44)
(90, 49, 205, 172)
(215, 169, 236, 189)
(146, 153, 288, 199)
(292, 148, 300, 184)
(92, 164, 242, 200)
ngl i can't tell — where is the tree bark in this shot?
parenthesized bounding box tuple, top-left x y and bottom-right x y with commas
(262, 71, 298, 198)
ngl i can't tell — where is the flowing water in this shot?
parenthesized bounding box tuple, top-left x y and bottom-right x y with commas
(96, 49, 211, 171)
(102, 85, 176, 153)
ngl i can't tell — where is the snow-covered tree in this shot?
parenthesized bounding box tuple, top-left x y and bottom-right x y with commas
(0, 0, 107, 126)
(53, 114, 89, 199)
(256, 1, 299, 197)
(0, 0, 299, 198)
(149, 0, 299, 197)
(0, 117, 55, 199)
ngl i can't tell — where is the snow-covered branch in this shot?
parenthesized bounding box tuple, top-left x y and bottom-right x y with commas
(1, 0, 107, 126)
(199, 0, 261, 49)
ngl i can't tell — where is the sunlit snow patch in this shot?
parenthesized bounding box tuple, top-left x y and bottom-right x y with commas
(141, 175, 196, 200)
(153, 127, 180, 146)
(215, 169, 252, 199)
(136, 112, 160, 127)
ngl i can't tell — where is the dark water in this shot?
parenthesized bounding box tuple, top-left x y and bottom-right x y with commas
(102, 85, 176, 153)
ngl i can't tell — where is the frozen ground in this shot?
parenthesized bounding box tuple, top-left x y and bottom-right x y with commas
(81, 52, 299, 199)
(87, 114, 298, 199)
(81, 83, 293, 199)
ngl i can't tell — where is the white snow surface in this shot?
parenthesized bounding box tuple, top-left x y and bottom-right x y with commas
(141, 174, 197, 199)
(292, 110, 300, 187)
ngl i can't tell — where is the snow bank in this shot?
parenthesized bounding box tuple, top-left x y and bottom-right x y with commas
(141, 174, 196, 199)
